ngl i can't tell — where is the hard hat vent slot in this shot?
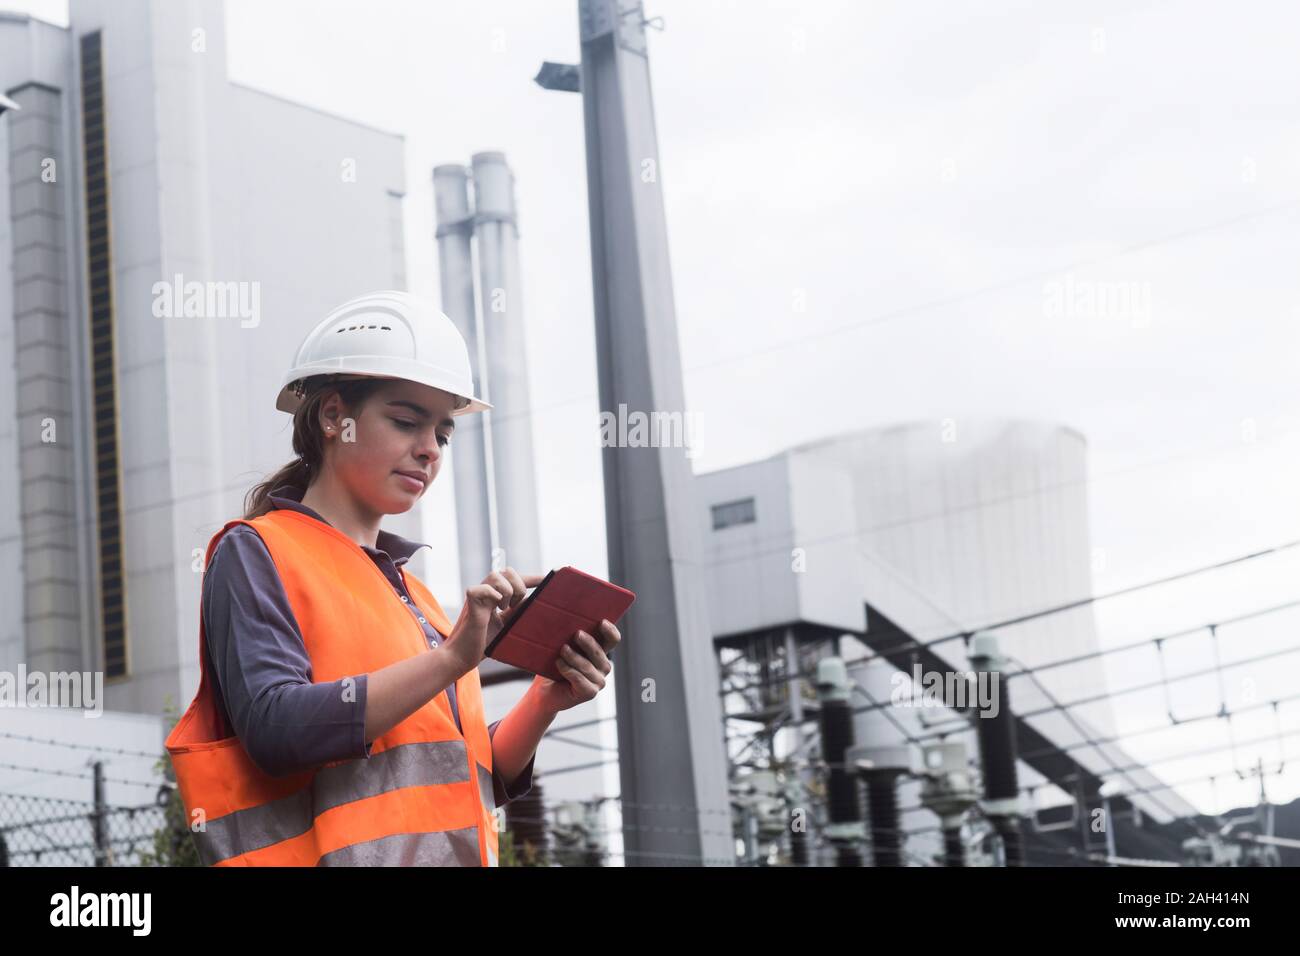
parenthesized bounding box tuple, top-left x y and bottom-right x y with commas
(334, 325, 393, 332)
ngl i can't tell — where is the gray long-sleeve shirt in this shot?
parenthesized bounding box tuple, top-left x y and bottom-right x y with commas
(201, 483, 534, 807)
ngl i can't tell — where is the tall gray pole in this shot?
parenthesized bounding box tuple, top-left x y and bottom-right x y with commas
(471, 151, 542, 576)
(433, 164, 495, 592)
(577, 0, 733, 865)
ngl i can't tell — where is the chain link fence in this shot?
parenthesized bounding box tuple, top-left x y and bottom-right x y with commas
(0, 750, 197, 867)
(0, 789, 176, 866)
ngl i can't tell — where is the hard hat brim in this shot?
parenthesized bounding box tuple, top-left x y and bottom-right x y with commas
(275, 373, 492, 416)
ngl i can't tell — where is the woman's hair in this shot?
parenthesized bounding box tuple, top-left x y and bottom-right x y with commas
(242, 376, 388, 519)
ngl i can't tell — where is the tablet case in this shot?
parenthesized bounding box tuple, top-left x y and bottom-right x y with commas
(484, 567, 636, 681)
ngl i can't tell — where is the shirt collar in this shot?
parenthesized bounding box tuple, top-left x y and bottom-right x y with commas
(267, 483, 430, 567)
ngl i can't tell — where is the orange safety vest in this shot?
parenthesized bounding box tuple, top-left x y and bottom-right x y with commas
(165, 508, 500, 866)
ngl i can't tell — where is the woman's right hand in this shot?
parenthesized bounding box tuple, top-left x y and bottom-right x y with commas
(443, 568, 545, 676)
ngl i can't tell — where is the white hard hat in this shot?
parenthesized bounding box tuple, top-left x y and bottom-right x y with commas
(276, 290, 491, 416)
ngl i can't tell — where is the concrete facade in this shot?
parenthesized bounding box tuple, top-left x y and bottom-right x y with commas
(0, 1, 411, 735)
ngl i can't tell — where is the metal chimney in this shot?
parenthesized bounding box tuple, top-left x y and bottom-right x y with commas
(433, 164, 494, 593)
(470, 151, 542, 576)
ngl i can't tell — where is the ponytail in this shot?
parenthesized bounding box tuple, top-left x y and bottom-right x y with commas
(242, 457, 313, 520)
(241, 376, 386, 520)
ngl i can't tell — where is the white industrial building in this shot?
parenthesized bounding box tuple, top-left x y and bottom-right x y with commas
(0, 0, 412, 801)
(697, 420, 1199, 863)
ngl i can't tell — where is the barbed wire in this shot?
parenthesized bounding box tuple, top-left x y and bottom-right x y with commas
(0, 760, 162, 790)
(0, 729, 161, 761)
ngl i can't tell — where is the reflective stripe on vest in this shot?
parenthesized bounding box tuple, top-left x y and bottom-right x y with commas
(319, 828, 483, 866)
(191, 741, 493, 865)
(167, 510, 501, 866)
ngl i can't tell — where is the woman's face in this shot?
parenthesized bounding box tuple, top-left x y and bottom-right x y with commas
(317, 379, 459, 514)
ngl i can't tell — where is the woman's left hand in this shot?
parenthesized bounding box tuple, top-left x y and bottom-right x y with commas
(533, 619, 621, 713)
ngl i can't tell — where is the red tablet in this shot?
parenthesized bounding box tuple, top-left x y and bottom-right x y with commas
(484, 567, 636, 681)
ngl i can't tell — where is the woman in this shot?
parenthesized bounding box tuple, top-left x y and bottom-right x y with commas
(165, 290, 619, 866)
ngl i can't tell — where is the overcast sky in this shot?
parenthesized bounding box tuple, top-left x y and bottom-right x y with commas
(13, 0, 1300, 816)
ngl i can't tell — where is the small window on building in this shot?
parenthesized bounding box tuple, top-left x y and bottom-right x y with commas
(711, 497, 756, 530)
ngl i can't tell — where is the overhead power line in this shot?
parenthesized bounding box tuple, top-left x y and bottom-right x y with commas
(721, 551, 1300, 700)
